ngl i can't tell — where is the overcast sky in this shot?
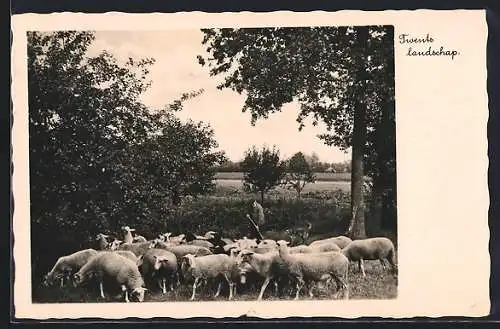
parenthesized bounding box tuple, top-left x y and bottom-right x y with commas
(86, 30, 351, 163)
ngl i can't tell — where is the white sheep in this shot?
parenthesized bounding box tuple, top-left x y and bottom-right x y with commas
(137, 248, 178, 294)
(121, 226, 136, 244)
(181, 253, 237, 301)
(112, 250, 139, 263)
(287, 243, 341, 254)
(95, 233, 111, 250)
(341, 237, 397, 277)
(276, 240, 349, 300)
(43, 248, 99, 288)
(73, 251, 148, 302)
(237, 249, 291, 300)
(187, 239, 214, 249)
(150, 240, 213, 258)
(112, 241, 152, 257)
(309, 235, 353, 249)
(132, 235, 148, 243)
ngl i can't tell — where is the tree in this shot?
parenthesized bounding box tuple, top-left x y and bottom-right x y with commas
(198, 26, 396, 238)
(240, 145, 287, 203)
(27, 31, 224, 284)
(285, 152, 315, 198)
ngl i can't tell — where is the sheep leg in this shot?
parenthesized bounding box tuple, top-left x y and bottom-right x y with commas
(214, 280, 222, 298)
(380, 259, 387, 270)
(99, 281, 105, 298)
(360, 259, 366, 277)
(162, 278, 167, 294)
(223, 274, 234, 300)
(257, 277, 272, 301)
(274, 280, 279, 296)
(190, 278, 199, 301)
(60, 276, 64, 288)
(308, 282, 314, 298)
(294, 277, 304, 300)
(122, 285, 130, 303)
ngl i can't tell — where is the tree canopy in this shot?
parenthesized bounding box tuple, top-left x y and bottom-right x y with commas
(28, 31, 226, 280)
(198, 26, 396, 237)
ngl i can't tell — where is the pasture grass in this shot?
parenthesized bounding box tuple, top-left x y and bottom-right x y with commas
(33, 260, 397, 304)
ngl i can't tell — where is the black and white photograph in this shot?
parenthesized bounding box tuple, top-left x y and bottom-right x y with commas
(11, 11, 490, 319)
(28, 25, 397, 304)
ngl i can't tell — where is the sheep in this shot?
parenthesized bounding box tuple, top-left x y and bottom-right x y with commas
(137, 248, 178, 294)
(43, 248, 99, 288)
(180, 253, 237, 301)
(256, 239, 278, 249)
(276, 240, 349, 300)
(149, 240, 213, 258)
(132, 235, 147, 243)
(112, 250, 139, 263)
(121, 226, 136, 244)
(287, 243, 341, 254)
(187, 239, 214, 249)
(309, 235, 353, 249)
(163, 233, 185, 245)
(237, 249, 291, 300)
(73, 251, 148, 302)
(95, 233, 111, 251)
(341, 237, 397, 277)
(111, 240, 151, 257)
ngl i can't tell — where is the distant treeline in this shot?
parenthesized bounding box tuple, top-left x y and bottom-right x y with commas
(217, 155, 351, 173)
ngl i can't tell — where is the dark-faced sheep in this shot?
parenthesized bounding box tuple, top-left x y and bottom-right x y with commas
(137, 248, 178, 294)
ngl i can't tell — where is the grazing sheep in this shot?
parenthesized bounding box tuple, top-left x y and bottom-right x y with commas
(73, 251, 147, 302)
(43, 248, 99, 288)
(341, 237, 397, 277)
(95, 233, 111, 251)
(187, 239, 214, 249)
(163, 233, 185, 245)
(121, 226, 136, 244)
(113, 250, 139, 263)
(150, 240, 213, 258)
(287, 243, 341, 254)
(137, 248, 178, 294)
(309, 235, 353, 249)
(257, 239, 278, 249)
(276, 240, 349, 300)
(237, 249, 291, 300)
(112, 241, 151, 257)
(181, 253, 237, 301)
(132, 235, 147, 243)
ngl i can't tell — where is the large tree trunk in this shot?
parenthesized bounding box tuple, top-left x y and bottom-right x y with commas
(347, 26, 369, 239)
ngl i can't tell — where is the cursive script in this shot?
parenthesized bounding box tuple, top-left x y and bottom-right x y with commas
(399, 33, 460, 60)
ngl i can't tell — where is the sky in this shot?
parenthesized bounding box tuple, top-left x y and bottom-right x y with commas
(86, 30, 352, 163)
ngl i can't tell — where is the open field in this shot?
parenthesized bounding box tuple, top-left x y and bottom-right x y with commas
(33, 261, 397, 303)
(215, 172, 353, 182)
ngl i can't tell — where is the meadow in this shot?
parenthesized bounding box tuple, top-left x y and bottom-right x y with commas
(34, 261, 397, 303)
(32, 174, 398, 303)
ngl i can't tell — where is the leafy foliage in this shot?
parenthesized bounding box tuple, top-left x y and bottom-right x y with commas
(240, 145, 287, 203)
(28, 31, 225, 284)
(198, 26, 396, 238)
(284, 152, 316, 198)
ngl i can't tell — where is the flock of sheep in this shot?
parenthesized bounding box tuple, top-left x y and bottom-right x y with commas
(42, 222, 398, 303)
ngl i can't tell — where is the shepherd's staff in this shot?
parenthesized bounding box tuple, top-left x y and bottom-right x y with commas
(245, 213, 264, 240)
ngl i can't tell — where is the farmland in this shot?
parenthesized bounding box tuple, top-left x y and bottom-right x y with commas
(215, 171, 352, 182)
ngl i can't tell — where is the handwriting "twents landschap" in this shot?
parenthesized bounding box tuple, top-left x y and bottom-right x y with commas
(399, 33, 460, 60)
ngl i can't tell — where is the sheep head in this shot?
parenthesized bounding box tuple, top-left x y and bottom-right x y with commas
(152, 255, 170, 270)
(96, 233, 109, 240)
(130, 287, 148, 302)
(109, 239, 123, 250)
(276, 240, 290, 250)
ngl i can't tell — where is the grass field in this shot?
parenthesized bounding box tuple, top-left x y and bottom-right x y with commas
(216, 171, 353, 182)
(33, 261, 397, 303)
